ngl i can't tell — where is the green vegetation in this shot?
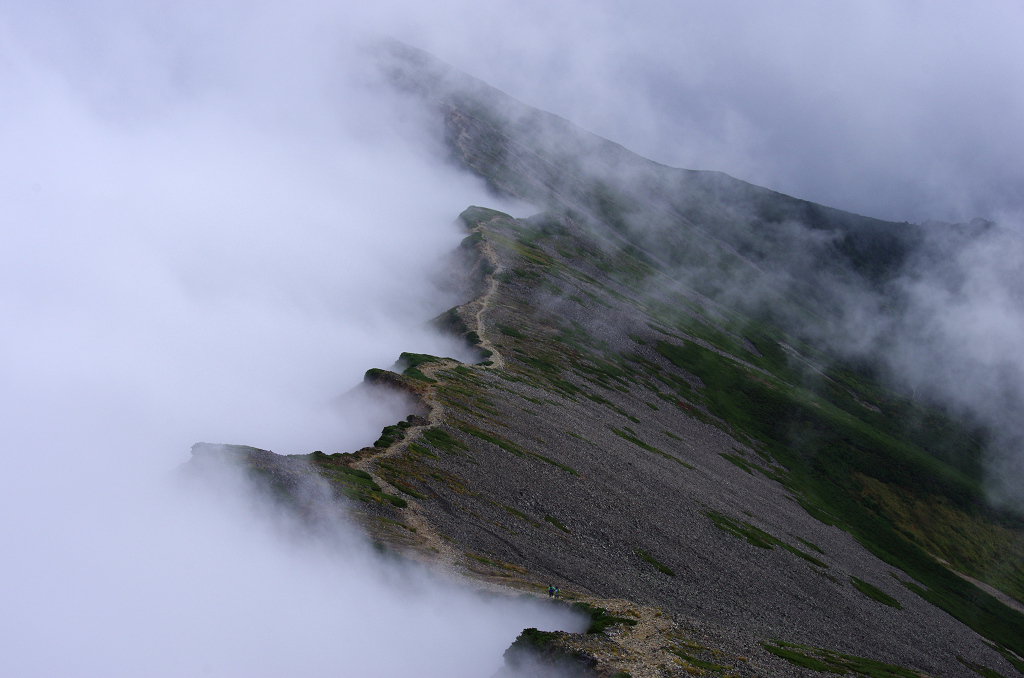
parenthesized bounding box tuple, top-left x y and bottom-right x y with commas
(656, 337, 1024, 655)
(302, 455, 410, 508)
(986, 642, 1024, 673)
(497, 323, 525, 338)
(857, 473, 1024, 604)
(608, 425, 685, 465)
(373, 415, 425, 449)
(503, 627, 591, 673)
(459, 205, 511, 228)
(436, 307, 472, 343)
(408, 442, 437, 458)
(399, 352, 441, 383)
(421, 428, 468, 454)
(795, 536, 825, 554)
(460, 231, 484, 249)
(667, 647, 727, 673)
(568, 601, 638, 634)
(456, 422, 578, 475)
(849, 576, 903, 609)
(378, 464, 428, 499)
(762, 641, 926, 677)
(958, 656, 1009, 678)
(636, 549, 675, 576)
(379, 493, 407, 508)
(544, 515, 570, 532)
(504, 505, 540, 527)
(720, 452, 754, 474)
(374, 423, 406, 448)
(362, 100, 1024, 676)
(706, 510, 827, 568)
(385, 205, 1023, 666)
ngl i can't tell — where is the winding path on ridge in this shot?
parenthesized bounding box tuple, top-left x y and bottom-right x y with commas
(351, 219, 506, 575)
(465, 236, 506, 370)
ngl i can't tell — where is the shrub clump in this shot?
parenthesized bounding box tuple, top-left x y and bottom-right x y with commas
(569, 602, 638, 634)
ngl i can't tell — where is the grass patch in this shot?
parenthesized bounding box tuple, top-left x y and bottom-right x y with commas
(762, 642, 924, 677)
(720, 452, 753, 474)
(497, 323, 526, 338)
(849, 576, 903, 609)
(408, 442, 438, 458)
(457, 422, 578, 475)
(608, 426, 685, 466)
(985, 642, 1024, 673)
(795, 536, 825, 554)
(503, 627, 590, 671)
(398, 351, 441, 383)
(460, 231, 484, 249)
(388, 479, 427, 499)
(667, 648, 727, 672)
(568, 602, 638, 634)
(636, 549, 675, 576)
(763, 645, 842, 673)
(422, 428, 468, 454)
(545, 515, 570, 533)
(361, 490, 407, 508)
(374, 421, 410, 448)
(706, 510, 827, 568)
(567, 431, 594, 445)
(957, 655, 1008, 678)
(504, 505, 540, 527)
(856, 473, 1024, 604)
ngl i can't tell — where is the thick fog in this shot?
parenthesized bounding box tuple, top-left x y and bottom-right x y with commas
(0, 2, 579, 676)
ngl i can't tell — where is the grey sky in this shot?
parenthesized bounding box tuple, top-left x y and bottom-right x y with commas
(398, 1, 1023, 224)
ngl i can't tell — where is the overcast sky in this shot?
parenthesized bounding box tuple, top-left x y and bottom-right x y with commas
(395, 1, 1023, 225)
(1, 1, 1022, 674)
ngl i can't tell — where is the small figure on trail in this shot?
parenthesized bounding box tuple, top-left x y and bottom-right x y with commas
(548, 585, 555, 598)
(554, 587, 561, 599)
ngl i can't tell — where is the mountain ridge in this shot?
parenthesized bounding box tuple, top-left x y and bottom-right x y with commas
(187, 203, 1023, 676)
(185, 45, 1024, 677)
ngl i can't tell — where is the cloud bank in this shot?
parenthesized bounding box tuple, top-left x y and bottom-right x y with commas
(0, 2, 569, 675)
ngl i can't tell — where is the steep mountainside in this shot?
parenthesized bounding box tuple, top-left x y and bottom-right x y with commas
(378, 41, 940, 333)
(186, 45, 1024, 678)
(190, 205, 1024, 676)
